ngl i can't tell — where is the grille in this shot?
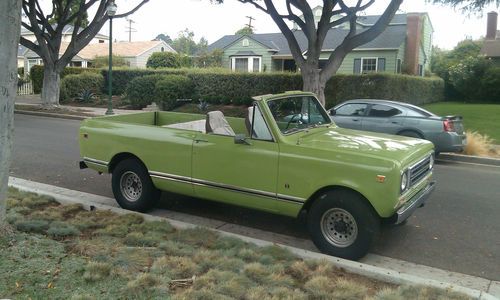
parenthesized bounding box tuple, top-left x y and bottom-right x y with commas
(409, 155, 432, 187)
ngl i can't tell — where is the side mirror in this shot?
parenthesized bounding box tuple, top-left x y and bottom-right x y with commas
(329, 109, 336, 116)
(234, 134, 251, 145)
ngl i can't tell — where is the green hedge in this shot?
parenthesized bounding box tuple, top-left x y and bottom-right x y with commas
(155, 75, 194, 110)
(126, 74, 166, 109)
(30, 65, 100, 94)
(60, 72, 104, 103)
(324, 73, 444, 108)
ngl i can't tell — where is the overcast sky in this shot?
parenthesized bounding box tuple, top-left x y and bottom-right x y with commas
(96, 0, 498, 50)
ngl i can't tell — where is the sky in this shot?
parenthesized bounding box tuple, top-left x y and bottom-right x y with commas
(83, 1, 498, 50)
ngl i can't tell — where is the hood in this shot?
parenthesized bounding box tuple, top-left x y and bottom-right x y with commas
(295, 127, 434, 166)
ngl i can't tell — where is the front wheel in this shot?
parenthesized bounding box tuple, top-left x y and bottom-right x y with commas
(307, 189, 380, 260)
(112, 158, 160, 212)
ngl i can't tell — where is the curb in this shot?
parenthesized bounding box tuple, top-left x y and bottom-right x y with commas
(439, 153, 500, 167)
(8, 177, 497, 300)
(14, 109, 89, 121)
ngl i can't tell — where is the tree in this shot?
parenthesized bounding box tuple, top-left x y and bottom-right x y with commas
(49, 0, 89, 27)
(0, 0, 22, 232)
(20, 0, 150, 108)
(429, 0, 499, 12)
(235, 26, 254, 35)
(214, 0, 403, 105)
(171, 29, 209, 56)
(155, 33, 172, 44)
(195, 49, 224, 68)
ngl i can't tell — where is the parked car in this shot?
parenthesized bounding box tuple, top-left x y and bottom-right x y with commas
(328, 99, 466, 154)
(79, 92, 435, 260)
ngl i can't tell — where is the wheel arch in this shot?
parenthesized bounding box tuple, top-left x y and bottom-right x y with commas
(108, 152, 145, 173)
(396, 128, 425, 138)
(301, 185, 379, 217)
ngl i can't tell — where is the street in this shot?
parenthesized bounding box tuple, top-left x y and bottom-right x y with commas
(11, 114, 500, 280)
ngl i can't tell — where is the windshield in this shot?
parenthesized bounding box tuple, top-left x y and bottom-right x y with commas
(266, 96, 332, 134)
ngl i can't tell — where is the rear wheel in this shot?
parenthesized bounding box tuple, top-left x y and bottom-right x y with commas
(307, 189, 380, 260)
(112, 158, 160, 212)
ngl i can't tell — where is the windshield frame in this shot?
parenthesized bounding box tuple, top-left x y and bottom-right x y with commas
(264, 95, 333, 136)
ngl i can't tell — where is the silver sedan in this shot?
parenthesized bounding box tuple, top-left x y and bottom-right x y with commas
(328, 99, 467, 154)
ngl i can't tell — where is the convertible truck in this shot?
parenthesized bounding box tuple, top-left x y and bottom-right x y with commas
(79, 91, 436, 260)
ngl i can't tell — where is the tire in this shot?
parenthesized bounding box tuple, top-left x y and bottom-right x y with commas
(398, 130, 423, 139)
(307, 189, 380, 260)
(112, 158, 160, 212)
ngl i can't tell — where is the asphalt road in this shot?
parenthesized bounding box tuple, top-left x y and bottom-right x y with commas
(11, 114, 500, 281)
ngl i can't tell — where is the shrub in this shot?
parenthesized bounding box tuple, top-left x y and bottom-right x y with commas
(448, 56, 491, 101)
(146, 52, 182, 69)
(125, 74, 165, 109)
(479, 67, 500, 102)
(60, 72, 104, 103)
(18, 67, 25, 77)
(30, 65, 100, 94)
(154, 75, 194, 110)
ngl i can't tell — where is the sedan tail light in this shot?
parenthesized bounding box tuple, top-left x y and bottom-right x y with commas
(443, 119, 455, 132)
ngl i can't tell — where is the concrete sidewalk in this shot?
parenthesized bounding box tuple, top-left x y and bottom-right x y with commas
(8, 176, 499, 300)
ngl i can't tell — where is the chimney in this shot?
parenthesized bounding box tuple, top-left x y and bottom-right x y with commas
(486, 11, 498, 40)
(405, 14, 422, 75)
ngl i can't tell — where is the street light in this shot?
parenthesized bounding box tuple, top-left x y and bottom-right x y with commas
(105, 1, 117, 115)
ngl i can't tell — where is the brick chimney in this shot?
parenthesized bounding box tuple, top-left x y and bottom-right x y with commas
(486, 11, 498, 40)
(405, 13, 422, 75)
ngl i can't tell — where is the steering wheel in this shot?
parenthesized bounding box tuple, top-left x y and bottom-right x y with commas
(285, 113, 302, 130)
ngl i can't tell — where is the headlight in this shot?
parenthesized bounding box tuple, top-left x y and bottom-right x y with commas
(401, 171, 408, 192)
(429, 154, 434, 170)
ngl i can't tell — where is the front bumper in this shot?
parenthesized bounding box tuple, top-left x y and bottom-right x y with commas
(393, 181, 436, 224)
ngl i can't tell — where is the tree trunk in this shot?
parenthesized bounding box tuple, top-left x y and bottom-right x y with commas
(301, 65, 326, 106)
(41, 63, 61, 108)
(0, 0, 22, 231)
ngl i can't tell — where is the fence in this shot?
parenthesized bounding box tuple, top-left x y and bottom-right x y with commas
(17, 80, 34, 95)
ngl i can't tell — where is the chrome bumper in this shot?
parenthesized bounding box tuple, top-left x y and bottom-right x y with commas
(394, 181, 436, 224)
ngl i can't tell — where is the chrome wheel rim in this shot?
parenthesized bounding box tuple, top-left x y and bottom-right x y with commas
(120, 171, 142, 202)
(320, 208, 358, 248)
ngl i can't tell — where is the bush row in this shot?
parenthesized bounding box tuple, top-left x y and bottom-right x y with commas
(31, 65, 444, 108)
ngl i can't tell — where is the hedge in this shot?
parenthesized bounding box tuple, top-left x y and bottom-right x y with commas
(60, 72, 104, 103)
(324, 73, 444, 107)
(125, 74, 166, 109)
(30, 65, 100, 94)
(154, 75, 194, 110)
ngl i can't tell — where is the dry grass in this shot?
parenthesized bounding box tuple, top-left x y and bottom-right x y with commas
(1, 187, 473, 300)
(463, 130, 499, 157)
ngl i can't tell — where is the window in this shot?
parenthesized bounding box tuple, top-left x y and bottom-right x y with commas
(418, 64, 424, 76)
(396, 59, 402, 73)
(367, 104, 402, 117)
(335, 103, 367, 116)
(250, 104, 273, 141)
(266, 96, 331, 134)
(361, 58, 377, 73)
(161, 47, 165, 52)
(231, 56, 261, 72)
(242, 38, 249, 47)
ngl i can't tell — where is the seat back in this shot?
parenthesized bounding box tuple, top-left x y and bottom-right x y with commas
(206, 111, 235, 136)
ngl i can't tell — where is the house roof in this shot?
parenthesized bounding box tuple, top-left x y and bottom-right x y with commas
(60, 40, 174, 60)
(481, 39, 500, 57)
(21, 24, 108, 39)
(18, 45, 28, 57)
(207, 24, 406, 56)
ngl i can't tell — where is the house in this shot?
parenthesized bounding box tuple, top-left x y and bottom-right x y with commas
(480, 11, 500, 65)
(207, 7, 433, 76)
(23, 40, 175, 72)
(18, 45, 28, 68)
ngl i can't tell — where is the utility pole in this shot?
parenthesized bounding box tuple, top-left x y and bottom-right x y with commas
(246, 16, 255, 30)
(125, 18, 136, 42)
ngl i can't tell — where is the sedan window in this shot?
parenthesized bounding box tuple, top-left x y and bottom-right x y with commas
(335, 104, 367, 116)
(368, 104, 402, 117)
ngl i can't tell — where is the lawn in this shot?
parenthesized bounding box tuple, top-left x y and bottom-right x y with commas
(0, 188, 471, 300)
(423, 102, 500, 143)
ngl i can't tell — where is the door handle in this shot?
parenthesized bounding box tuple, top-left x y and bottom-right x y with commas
(391, 121, 399, 124)
(352, 119, 359, 122)
(195, 138, 209, 143)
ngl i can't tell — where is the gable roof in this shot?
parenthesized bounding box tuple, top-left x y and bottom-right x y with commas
(18, 45, 28, 57)
(207, 24, 406, 56)
(21, 24, 108, 39)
